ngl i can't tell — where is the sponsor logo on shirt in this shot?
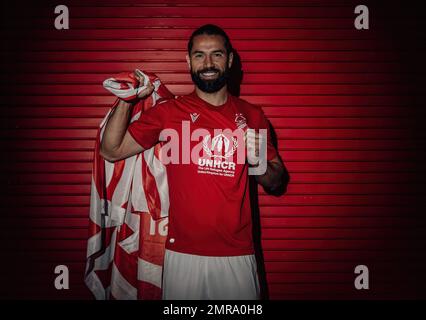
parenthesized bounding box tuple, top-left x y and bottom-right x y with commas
(202, 133, 238, 159)
(158, 121, 268, 176)
(198, 133, 238, 177)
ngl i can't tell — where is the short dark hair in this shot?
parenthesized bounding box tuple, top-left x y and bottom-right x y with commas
(187, 24, 233, 55)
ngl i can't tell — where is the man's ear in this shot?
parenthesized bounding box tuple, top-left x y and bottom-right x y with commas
(186, 54, 191, 69)
(228, 51, 234, 69)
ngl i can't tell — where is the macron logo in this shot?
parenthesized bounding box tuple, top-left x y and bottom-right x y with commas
(190, 113, 200, 123)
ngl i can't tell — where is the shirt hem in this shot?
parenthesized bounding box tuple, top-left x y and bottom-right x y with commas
(165, 245, 255, 257)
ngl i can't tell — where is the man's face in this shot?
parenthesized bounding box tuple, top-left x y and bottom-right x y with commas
(187, 34, 233, 93)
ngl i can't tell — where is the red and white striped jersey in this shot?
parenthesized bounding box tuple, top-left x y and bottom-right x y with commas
(85, 70, 173, 300)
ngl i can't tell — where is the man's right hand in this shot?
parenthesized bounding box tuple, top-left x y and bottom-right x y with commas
(133, 69, 155, 100)
(116, 70, 155, 106)
(100, 69, 154, 161)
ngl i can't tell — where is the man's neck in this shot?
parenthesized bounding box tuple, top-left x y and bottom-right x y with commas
(195, 86, 228, 106)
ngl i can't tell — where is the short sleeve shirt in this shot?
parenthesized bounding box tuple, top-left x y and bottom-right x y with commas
(128, 91, 278, 256)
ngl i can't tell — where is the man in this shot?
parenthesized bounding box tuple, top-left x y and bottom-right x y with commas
(100, 24, 284, 300)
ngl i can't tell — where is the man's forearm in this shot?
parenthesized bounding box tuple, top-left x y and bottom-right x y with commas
(255, 160, 284, 191)
(100, 99, 133, 158)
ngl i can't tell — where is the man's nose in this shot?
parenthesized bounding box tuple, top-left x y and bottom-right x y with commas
(204, 55, 213, 68)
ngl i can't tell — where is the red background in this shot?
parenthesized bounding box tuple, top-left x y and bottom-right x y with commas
(1, 0, 425, 299)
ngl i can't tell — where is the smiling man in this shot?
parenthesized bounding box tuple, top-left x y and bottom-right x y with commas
(100, 24, 285, 300)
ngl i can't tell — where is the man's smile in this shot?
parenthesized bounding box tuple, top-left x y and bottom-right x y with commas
(198, 69, 220, 80)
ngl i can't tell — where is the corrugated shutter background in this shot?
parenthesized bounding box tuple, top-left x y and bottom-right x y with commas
(1, 0, 425, 299)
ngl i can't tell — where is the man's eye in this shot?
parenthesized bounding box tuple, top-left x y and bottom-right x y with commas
(194, 54, 203, 58)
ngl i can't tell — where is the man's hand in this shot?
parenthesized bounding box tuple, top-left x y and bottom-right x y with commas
(244, 128, 285, 193)
(133, 69, 155, 100)
(100, 69, 155, 162)
(244, 128, 263, 166)
(113, 70, 155, 108)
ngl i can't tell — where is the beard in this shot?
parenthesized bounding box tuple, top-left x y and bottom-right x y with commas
(191, 65, 230, 93)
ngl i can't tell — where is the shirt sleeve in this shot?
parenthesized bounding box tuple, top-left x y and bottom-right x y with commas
(127, 101, 171, 150)
(256, 108, 279, 161)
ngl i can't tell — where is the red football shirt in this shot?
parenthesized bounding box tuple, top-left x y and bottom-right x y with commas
(128, 91, 278, 256)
